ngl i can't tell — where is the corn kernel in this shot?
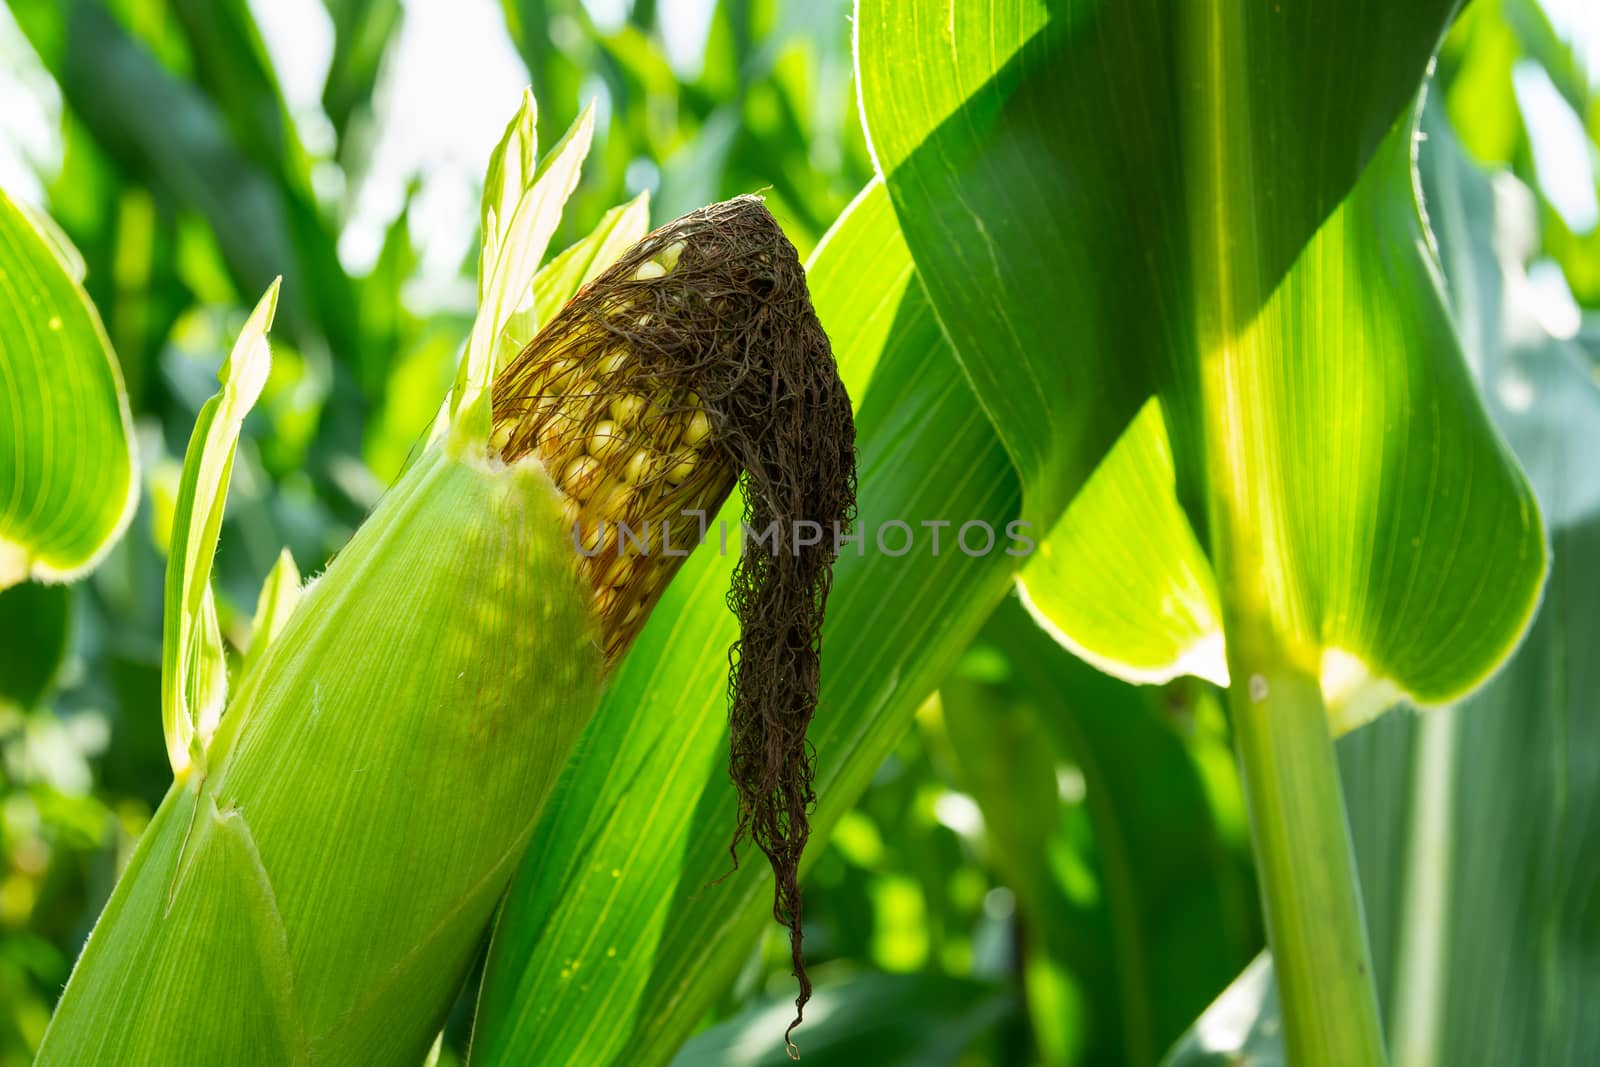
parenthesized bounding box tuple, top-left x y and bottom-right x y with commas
(609, 394, 644, 426)
(591, 480, 634, 520)
(562, 455, 603, 500)
(600, 554, 631, 589)
(545, 357, 578, 391)
(665, 455, 695, 485)
(633, 260, 666, 281)
(683, 411, 711, 448)
(588, 421, 628, 464)
(624, 449, 652, 486)
(655, 240, 685, 272)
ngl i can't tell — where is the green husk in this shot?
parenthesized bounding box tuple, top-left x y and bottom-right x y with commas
(35, 436, 602, 1065)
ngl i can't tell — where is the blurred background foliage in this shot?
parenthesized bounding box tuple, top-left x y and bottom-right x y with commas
(0, 0, 1595, 1064)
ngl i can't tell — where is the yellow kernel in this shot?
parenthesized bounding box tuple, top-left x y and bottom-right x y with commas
(633, 260, 666, 281)
(591, 480, 634, 520)
(665, 455, 694, 484)
(600, 351, 628, 378)
(609, 394, 645, 426)
(600, 554, 630, 589)
(682, 411, 711, 448)
(562, 455, 603, 500)
(545, 357, 578, 391)
(624, 449, 652, 486)
(589, 421, 628, 463)
(538, 411, 577, 456)
(656, 240, 685, 272)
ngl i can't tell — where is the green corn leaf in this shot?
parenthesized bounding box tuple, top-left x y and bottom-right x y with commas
(1017, 399, 1225, 688)
(321, 0, 403, 142)
(479, 88, 541, 279)
(0, 186, 137, 588)
(856, 0, 1462, 528)
(530, 191, 651, 322)
(0, 581, 71, 710)
(161, 281, 279, 780)
(1019, 102, 1546, 729)
(456, 97, 596, 422)
(857, 0, 1546, 726)
(1163, 102, 1600, 1067)
(241, 547, 301, 679)
(468, 180, 1024, 1064)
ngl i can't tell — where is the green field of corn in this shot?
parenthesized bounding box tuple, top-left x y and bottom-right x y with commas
(1, 1, 1598, 1065)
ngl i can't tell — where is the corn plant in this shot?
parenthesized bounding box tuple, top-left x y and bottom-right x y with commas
(31, 93, 855, 1064)
(5, 0, 1591, 1062)
(851, 1, 1546, 1065)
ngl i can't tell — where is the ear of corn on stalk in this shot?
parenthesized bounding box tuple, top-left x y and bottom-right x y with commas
(38, 91, 855, 1063)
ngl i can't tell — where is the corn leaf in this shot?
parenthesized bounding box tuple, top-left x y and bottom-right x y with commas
(1017, 399, 1225, 688)
(456, 97, 595, 420)
(937, 598, 1253, 1066)
(857, 1, 1546, 727)
(856, 0, 1459, 527)
(7, 0, 359, 365)
(0, 582, 71, 709)
(1163, 103, 1600, 1067)
(0, 186, 137, 588)
(469, 180, 1024, 1063)
(161, 281, 279, 779)
(241, 547, 301, 679)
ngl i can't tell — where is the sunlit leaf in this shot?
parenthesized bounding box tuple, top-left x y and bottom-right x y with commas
(858, 1, 1545, 726)
(1165, 102, 1600, 1067)
(161, 281, 279, 779)
(455, 97, 595, 421)
(1017, 400, 1225, 689)
(0, 185, 137, 588)
(499, 191, 651, 350)
(240, 547, 301, 680)
(856, 0, 1459, 529)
